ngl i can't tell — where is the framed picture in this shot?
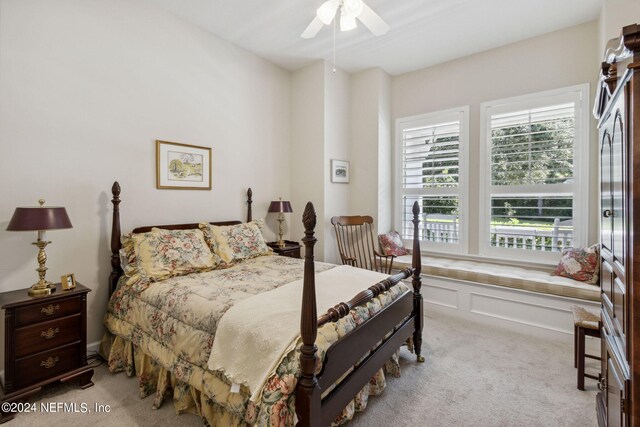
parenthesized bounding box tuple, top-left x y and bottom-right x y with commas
(331, 159, 350, 184)
(61, 273, 76, 290)
(156, 140, 212, 190)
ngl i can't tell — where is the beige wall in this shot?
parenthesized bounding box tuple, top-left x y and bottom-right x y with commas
(391, 21, 601, 258)
(323, 65, 351, 264)
(350, 68, 392, 236)
(290, 61, 326, 261)
(290, 61, 352, 264)
(599, 0, 640, 53)
(0, 0, 291, 346)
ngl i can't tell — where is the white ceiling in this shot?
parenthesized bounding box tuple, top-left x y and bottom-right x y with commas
(151, 0, 603, 76)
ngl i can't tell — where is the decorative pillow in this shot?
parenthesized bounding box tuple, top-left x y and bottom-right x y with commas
(131, 228, 218, 281)
(118, 248, 129, 270)
(200, 220, 272, 264)
(121, 232, 149, 280)
(378, 231, 410, 256)
(553, 244, 600, 285)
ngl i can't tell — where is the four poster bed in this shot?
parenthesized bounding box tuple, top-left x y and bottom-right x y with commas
(101, 181, 424, 426)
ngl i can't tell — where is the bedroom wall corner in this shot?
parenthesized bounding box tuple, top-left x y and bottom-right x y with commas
(349, 68, 392, 238)
(290, 61, 326, 260)
(323, 64, 351, 264)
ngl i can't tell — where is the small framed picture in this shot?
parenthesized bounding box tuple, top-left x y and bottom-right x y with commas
(61, 273, 76, 290)
(156, 140, 212, 190)
(331, 159, 350, 184)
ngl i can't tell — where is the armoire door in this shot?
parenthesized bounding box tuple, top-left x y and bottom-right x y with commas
(599, 75, 631, 427)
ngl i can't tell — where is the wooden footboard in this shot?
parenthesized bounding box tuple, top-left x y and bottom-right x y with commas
(296, 202, 423, 426)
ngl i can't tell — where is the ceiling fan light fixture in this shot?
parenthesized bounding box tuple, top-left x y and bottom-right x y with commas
(317, 0, 340, 25)
(340, 11, 357, 32)
(342, 0, 364, 19)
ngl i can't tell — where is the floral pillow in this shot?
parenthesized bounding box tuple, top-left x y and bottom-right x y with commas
(378, 231, 410, 256)
(200, 219, 272, 264)
(121, 232, 149, 280)
(553, 244, 600, 285)
(129, 228, 218, 281)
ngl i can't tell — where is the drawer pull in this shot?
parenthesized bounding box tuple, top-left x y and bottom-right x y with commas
(40, 356, 59, 369)
(40, 327, 60, 340)
(41, 304, 60, 316)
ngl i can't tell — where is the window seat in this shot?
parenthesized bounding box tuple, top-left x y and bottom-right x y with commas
(393, 254, 599, 302)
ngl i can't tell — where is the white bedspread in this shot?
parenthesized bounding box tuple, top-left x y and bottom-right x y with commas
(207, 265, 393, 401)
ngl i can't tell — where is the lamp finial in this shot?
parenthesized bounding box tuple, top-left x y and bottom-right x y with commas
(38, 199, 45, 207)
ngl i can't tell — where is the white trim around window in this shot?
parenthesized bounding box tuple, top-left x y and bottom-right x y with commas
(478, 84, 590, 264)
(394, 106, 470, 254)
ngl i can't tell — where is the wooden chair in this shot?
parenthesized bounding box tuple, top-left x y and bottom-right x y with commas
(571, 305, 601, 390)
(330, 215, 395, 274)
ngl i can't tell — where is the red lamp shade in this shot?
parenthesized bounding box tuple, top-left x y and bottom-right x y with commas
(7, 206, 73, 231)
(268, 200, 293, 214)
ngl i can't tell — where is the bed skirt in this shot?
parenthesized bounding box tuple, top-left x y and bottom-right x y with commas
(99, 330, 403, 426)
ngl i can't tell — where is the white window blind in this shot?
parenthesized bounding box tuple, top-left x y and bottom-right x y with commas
(396, 108, 468, 253)
(480, 85, 589, 261)
(490, 103, 574, 186)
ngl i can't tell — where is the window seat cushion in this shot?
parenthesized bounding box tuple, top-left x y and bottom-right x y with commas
(394, 254, 600, 302)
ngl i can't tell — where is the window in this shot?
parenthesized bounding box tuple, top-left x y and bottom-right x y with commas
(479, 85, 589, 262)
(395, 107, 469, 253)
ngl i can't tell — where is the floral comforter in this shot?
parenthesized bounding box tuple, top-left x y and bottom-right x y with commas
(102, 254, 411, 426)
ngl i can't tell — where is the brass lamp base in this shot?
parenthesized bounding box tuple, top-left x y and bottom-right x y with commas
(28, 282, 56, 297)
(277, 214, 286, 248)
(29, 238, 56, 297)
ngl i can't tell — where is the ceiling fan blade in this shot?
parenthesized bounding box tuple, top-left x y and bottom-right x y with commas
(358, 3, 390, 36)
(317, 0, 340, 25)
(301, 16, 324, 39)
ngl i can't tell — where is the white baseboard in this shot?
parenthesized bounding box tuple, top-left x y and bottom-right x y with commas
(422, 274, 600, 343)
(87, 340, 102, 356)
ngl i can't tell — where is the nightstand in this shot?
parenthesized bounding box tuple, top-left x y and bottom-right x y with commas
(0, 283, 94, 418)
(267, 240, 302, 259)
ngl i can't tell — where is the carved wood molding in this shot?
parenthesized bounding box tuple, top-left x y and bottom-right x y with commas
(622, 23, 640, 55)
(317, 268, 413, 327)
(246, 188, 253, 223)
(109, 181, 123, 296)
(595, 23, 640, 120)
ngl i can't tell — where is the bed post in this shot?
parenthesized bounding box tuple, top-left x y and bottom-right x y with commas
(411, 201, 425, 363)
(247, 188, 253, 222)
(109, 181, 123, 297)
(295, 202, 321, 427)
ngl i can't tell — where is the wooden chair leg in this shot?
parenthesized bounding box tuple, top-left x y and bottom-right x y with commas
(577, 326, 586, 390)
(574, 324, 578, 369)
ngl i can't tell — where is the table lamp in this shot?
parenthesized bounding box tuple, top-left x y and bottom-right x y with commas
(268, 198, 293, 248)
(6, 199, 73, 297)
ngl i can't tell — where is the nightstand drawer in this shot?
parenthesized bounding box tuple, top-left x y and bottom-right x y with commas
(15, 297, 82, 327)
(14, 341, 82, 389)
(15, 314, 82, 358)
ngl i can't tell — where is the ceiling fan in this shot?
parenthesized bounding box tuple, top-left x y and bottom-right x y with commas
(301, 0, 390, 39)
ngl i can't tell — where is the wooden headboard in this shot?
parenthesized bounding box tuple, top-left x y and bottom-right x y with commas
(108, 182, 253, 296)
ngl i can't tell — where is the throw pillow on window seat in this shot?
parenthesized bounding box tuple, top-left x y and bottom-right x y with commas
(552, 244, 600, 285)
(378, 231, 410, 256)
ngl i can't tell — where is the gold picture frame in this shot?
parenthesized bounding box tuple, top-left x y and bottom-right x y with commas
(61, 273, 76, 290)
(156, 140, 212, 190)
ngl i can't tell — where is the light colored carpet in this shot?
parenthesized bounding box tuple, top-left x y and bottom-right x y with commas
(7, 312, 598, 426)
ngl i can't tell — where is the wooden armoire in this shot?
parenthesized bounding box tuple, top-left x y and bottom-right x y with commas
(594, 24, 640, 426)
